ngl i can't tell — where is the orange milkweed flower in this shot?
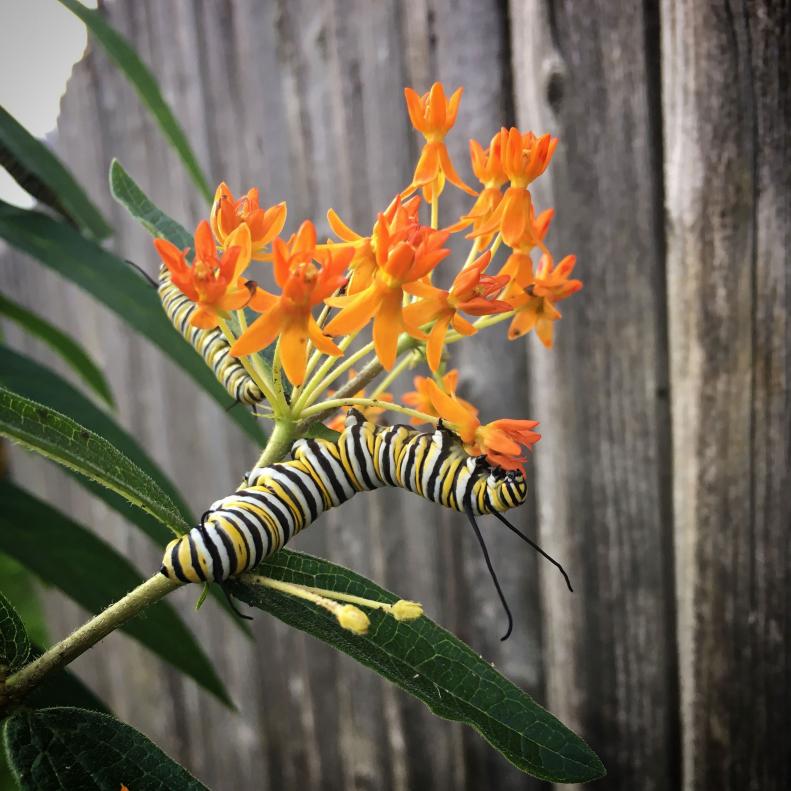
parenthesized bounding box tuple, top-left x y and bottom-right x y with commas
(325, 195, 422, 295)
(425, 379, 540, 472)
(447, 134, 507, 246)
(473, 128, 558, 247)
(402, 251, 511, 371)
(505, 253, 582, 348)
(496, 206, 554, 282)
(402, 369, 477, 425)
(325, 369, 393, 432)
(324, 219, 450, 370)
(403, 82, 476, 199)
(210, 182, 287, 259)
(230, 221, 352, 385)
(153, 220, 253, 330)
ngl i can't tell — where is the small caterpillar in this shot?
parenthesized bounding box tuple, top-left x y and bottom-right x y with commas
(161, 409, 571, 638)
(158, 266, 264, 406)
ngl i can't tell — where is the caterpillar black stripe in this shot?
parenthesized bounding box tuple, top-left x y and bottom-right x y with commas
(158, 266, 264, 406)
(161, 409, 571, 639)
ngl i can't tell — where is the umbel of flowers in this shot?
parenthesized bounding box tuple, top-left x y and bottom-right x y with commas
(154, 81, 582, 472)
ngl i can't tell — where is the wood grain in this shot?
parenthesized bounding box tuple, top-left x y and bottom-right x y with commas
(0, 0, 788, 788)
(511, 1, 678, 788)
(662, 1, 790, 788)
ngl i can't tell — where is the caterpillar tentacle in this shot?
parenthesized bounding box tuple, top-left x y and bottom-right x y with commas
(158, 265, 264, 406)
(161, 409, 530, 585)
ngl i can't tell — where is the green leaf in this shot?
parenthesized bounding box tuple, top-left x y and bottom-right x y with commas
(24, 644, 111, 714)
(0, 292, 114, 408)
(58, 0, 212, 202)
(0, 591, 29, 675)
(0, 555, 48, 647)
(228, 551, 605, 784)
(3, 708, 207, 790)
(0, 481, 231, 707)
(0, 200, 265, 444)
(0, 345, 191, 528)
(0, 385, 186, 536)
(0, 105, 112, 240)
(109, 158, 193, 249)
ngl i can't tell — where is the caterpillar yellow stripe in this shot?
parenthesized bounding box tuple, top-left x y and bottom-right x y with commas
(158, 266, 264, 406)
(161, 409, 528, 584)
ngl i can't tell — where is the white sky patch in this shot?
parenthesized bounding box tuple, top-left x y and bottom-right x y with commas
(0, 0, 98, 207)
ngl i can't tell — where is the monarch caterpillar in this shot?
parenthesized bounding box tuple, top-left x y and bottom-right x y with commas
(161, 408, 571, 639)
(157, 266, 264, 406)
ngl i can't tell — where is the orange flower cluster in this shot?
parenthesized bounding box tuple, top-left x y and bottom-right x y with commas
(152, 81, 583, 471)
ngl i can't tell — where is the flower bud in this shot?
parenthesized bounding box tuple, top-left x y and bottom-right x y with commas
(392, 599, 423, 621)
(336, 605, 370, 635)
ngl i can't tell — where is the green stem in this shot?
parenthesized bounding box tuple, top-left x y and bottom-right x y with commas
(253, 418, 298, 469)
(2, 574, 180, 711)
(371, 350, 417, 397)
(301, 397, 434, 425)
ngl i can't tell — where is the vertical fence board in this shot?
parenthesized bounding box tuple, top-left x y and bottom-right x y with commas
(661, 1, 790, 788)
(1, 0, 789, 788)
(510, 1, 678, 788)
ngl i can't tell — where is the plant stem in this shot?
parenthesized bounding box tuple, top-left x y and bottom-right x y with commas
(301, 397, 434, 425)
(371, 351, 416, 397)
(2, 574, 180, 711)
(253, 417, 298, 469)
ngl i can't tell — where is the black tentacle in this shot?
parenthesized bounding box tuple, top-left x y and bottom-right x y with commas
(491, 511, 573, 592)
(465, 505, 513, 641)
(220, 584, 254, 621)
(124, 259, 158, 289)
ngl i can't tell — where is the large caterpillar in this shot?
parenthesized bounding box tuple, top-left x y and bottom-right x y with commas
(157, 266, 264, 406)
(161, 409, 570, 638)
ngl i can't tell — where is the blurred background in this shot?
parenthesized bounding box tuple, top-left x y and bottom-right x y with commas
(0, 0, 788, 789)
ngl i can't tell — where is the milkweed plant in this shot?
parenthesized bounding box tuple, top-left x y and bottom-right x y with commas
(0, 74, 604, 788)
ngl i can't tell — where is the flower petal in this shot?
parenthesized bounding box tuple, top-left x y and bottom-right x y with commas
(231, 303, 285, 356)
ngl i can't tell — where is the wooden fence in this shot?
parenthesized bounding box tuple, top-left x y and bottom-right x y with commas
(1, 1, 787, 788)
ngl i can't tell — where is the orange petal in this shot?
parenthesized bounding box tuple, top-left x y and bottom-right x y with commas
(307, 315, 342, 356)
(258, 202, 287, 246)
(153, 238, 188, 277)
(231, 303, 284, 356)
(224, 223, 252, 280)
(450, 313, 476, 335)
(404, 87, 427, 133)
(501, 191, 528, 244)
(428, 82, 447, 131)
(412, 143, 442, 186)
(372, 291, 403, 370)
(189, 306, 219, 330)
(327, 208, 362, 241)
(194, 220, 216, 260)
(324, 287, 380, 336)
(426, 380, 478, 438)
(446, 87, 463, 128)
(426, 316, 450, 372)
(437, 144, 477, 196)
(279, 319, 311, 385)
(508, 307, 537, 340)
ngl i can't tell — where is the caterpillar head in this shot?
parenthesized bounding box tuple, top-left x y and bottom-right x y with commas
(466, 456, 527, 512)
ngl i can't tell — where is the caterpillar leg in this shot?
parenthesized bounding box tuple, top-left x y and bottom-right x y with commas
(243, 574, 422, 636)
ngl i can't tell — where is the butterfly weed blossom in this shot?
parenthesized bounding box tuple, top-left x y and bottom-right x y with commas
(151, 80, 583, 639)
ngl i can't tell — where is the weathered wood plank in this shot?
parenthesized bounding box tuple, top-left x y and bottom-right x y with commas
(661, 1, 790, 788)
(510, 1, 678, 788)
